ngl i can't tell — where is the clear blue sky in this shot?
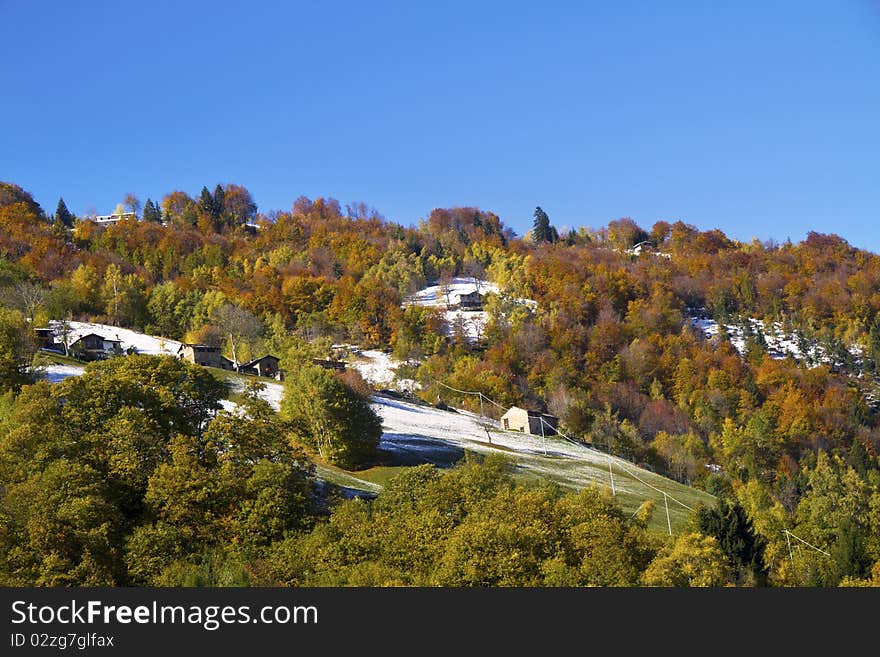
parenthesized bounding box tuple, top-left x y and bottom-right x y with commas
(1, 1, 878, 250)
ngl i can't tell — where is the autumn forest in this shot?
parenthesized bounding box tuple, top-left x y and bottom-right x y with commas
(1, 180, 879, 587)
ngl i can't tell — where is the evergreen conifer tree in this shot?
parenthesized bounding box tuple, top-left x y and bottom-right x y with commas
(142, 199, 163, 223)
(199, 186, 216, 218)
(212, 184, 225, 221)
(55, 197, 74, 228)
(849, 437, 873, 478)
(532, 206, 556, 243)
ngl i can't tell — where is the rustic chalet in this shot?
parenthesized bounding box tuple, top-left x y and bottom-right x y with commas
(68, 333, 123, 361)
(500, 406, 559, 436)
(237, 354, 282, 379)
(458, 290, 484, 311)
(177, 343, 236, 370)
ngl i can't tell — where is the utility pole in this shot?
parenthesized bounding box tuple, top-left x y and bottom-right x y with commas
(608, 454, 616, 496)
(664, 493, 672, 535)
(540, 417, 547, 455)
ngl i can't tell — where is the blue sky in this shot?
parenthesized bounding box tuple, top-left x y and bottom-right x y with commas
(1, 1, 878, 250)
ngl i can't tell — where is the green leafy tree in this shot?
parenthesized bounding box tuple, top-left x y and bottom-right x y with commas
(434, 485, 563, 586)
(642, 532, 731, 587)
(0, 307, 36, 392)
(146, 282, 201, 339)
(0, 355, 320, 586)
(281, 363, 381, 468)
(1, 460, 123, 585)
(793, 452, 870, 585)
(101, 265, 148, 328)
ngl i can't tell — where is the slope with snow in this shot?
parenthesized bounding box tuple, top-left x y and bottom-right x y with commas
(39, 363, 86, 383)
(691, 316, 862, 366)
(370, 395, 713, 529)
(48, 321, 183, 356)
(404, 277, 536, 342)
(33, 333, 710, 529)
(338, 348, 418, 393)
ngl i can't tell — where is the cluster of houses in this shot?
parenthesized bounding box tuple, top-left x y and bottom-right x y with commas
(176, 343, 284, 379)
(36, 327, 290, 381)
(36, 322, 562, 438)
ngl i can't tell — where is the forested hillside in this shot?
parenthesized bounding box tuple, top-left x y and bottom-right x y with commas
(1, 180, 878, 587)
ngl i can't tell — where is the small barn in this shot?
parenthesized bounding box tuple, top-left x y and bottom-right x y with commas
(68, 333, 123, 361)
(500, 406, 559, 436)
(238, 354, 282, 379)
(177, 344, 236, 370)
(458, 290, 484, 311)
(34, 327, 59, 351)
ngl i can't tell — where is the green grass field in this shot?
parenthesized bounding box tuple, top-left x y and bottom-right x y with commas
(321, 434, 715, 535)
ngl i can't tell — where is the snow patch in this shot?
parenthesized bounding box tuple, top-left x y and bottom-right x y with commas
(347, 349, 419, 393)
(691, 315, 861, 366)
(48, 321, 183, 356)
(37, 363, 85, 383)
(404, 277, 536, 343)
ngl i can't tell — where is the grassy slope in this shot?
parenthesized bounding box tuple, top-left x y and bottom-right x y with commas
(213, 369, 714, 534)
(316, 426, 714, 535)
(42, 356, 711, 535)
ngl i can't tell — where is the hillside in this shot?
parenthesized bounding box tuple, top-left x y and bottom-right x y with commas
(37, 340, 710, 534)
(3, 188, 880, 586)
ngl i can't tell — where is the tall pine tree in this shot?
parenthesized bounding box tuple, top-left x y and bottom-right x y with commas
(532, 206, 557, 243)
(198, 186, 216, 219)
(142, 198, 163, 224)
(697, 499, 768, 586)
(212, 184, 226, 222)
(55, 198, 74, 228)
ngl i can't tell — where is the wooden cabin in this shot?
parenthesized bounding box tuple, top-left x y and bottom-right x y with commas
(500, 406, 558, 436)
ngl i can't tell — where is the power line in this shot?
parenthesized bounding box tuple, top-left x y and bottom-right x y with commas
(433, 378, 703, 515)
(430, 377, 506, 410)
(783, 529, 830, 557)
(534, 413, 698, 512)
